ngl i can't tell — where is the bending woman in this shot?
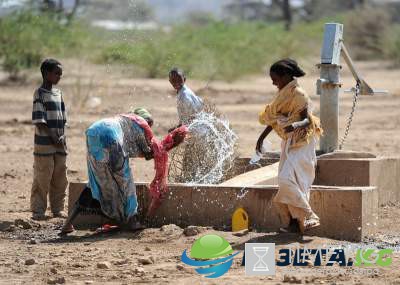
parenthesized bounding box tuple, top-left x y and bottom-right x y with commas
(61, 108, 185, 234)
(257, 59, 322, 234)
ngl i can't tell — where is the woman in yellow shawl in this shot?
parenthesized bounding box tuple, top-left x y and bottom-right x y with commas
(257, 59, 322, 234)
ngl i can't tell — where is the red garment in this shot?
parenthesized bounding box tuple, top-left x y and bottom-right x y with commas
(121, 114, 188, 215)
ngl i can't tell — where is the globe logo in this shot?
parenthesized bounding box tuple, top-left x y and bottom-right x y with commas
(181, 234, 240, 278)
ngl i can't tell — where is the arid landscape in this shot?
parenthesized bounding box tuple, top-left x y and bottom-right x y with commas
(1, 59, 400, 284)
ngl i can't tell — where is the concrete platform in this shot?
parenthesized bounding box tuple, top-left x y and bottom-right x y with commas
(231, 154, 400, 206)
(69, 182, 377, 241)
(315, 156, 400, 205)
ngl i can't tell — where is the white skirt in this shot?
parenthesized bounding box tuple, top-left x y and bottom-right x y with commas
(274, 134, 317, 214)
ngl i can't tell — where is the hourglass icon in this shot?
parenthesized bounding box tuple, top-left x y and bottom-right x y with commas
(253, 247, 269, 272)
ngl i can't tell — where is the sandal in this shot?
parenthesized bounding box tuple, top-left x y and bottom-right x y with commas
(300, 218, 320, 233)
(59, 224, 75, 236)
(95, 224, 119, 234)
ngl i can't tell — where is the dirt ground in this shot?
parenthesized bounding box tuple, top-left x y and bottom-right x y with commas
(0, 59, 400, 284)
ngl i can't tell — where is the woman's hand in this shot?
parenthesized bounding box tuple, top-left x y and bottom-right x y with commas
(284, 108, 310, 133)
(168, 123, 182, 133)
(144, 150, 154, 160)
(172, 132, 186, 147)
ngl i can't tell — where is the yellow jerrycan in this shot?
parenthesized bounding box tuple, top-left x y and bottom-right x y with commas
(232, 207, 249, 232)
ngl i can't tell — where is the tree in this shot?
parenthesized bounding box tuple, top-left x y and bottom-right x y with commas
(131, 0, 154, 22)
(66, 0, 80, 25)
(345, 6, 390, 60)
(271, 0, 292, 30)
(38, 0, 81, 25)
(224, 0, 291, 27)
(0, 8, 85, 81)
(282, 0, 292, 31)
(0, 11, 64, 80)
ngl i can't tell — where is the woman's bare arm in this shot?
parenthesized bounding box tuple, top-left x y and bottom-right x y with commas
(256, 126, 273, 153)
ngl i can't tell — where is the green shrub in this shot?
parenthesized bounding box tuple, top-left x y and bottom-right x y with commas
(384, 25, 400, 67)
(0, 11, 89, 80)
(99, 21, 324, 81)
(345, 6, 391, 60)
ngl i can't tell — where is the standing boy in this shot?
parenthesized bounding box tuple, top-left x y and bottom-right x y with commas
(168, 67, 203, 130)
(31, 58, 68, 220)
(168, 67, 206, 182)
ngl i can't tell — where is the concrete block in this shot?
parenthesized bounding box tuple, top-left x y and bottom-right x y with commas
(69, 182, 377, 241)
(315, 159, 370, 186)
(317, 151, 376, 159)
(222, 154, 400, 206)
(315, 157, 400, 205)
(307, 186, 378, 240)
(139, 184, 376, 242)
(369, 158, 400, 205)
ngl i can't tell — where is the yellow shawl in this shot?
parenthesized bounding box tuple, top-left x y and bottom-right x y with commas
(259, 80, 322, 149)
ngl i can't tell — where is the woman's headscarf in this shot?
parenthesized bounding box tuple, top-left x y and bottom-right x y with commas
(133, 107, 153, 121)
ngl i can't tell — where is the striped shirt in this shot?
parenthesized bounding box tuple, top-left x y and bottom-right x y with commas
(32, 87, 67, 156)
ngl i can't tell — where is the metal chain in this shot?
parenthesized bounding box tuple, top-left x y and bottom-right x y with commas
(339, 81, 360, 150)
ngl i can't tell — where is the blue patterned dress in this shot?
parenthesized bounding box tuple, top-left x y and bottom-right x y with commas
(85, 116, 151, 223)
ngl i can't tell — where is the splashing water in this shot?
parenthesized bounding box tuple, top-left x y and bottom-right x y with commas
(236, 187, 250, 199)
(169, 111, 238, 185)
